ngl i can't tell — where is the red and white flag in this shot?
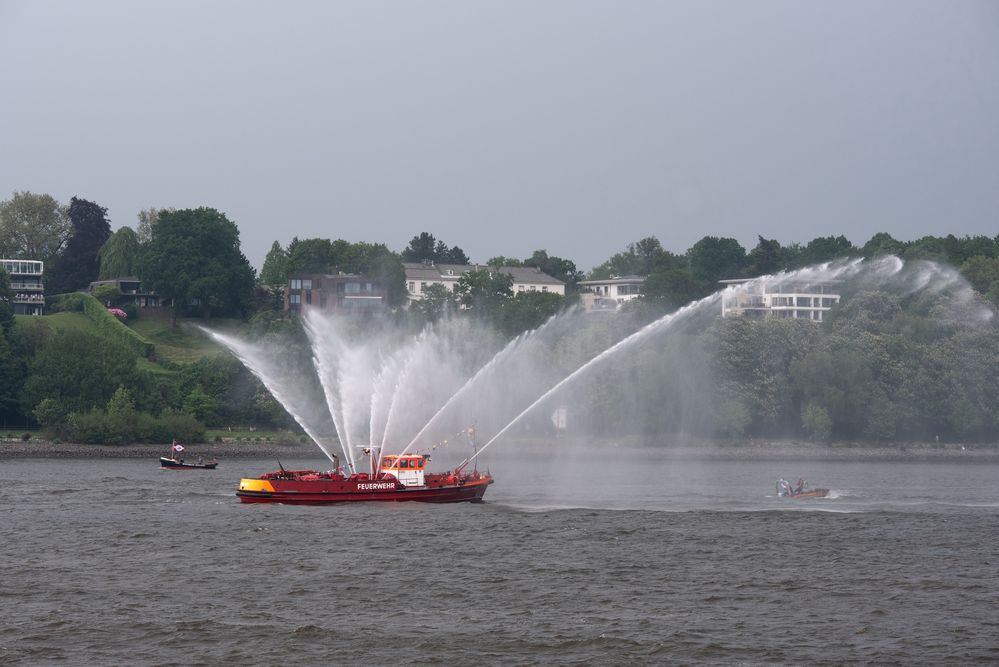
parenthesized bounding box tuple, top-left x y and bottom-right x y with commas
(172, 443, 185, 453)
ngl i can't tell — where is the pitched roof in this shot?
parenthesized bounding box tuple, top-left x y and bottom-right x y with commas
(403, 262, 565, 285)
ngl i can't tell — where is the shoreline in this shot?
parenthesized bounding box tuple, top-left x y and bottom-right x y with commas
(1, 437, 997, 462)
(0, 439, 321, 461)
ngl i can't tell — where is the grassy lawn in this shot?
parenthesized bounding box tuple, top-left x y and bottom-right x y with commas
(16, 311, 94, 335)
(129, 314, 240, 364)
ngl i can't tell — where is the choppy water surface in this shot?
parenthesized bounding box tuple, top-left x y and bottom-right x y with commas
(2, 445, 998, 665)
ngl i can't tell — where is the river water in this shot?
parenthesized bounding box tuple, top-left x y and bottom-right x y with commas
(2, 444, 997, 665)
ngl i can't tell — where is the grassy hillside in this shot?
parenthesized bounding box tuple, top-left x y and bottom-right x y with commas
(128, 313, 234, 364)
(16, 310, 233, 366)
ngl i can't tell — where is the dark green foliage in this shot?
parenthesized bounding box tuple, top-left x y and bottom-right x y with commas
(287, 237, 337, 273)
(454, 269, 513, 319)
(522, 250, 584, 292)
(22, 329, 140, 416)
(259, 240, 290, 286)
(46, 197, 112, 294)
(79, 292, 154, 357)
(794, 235, 857, 267)
(139, 207, 256, 323)
(0, 267, 13, 333)
(62, 407, 204, 445)
(589, 236, 682, 279)
(401, 232, 468, 264)
(861, 232, 905, 258)
(286, 237, 407, 307)
(687, 236, 748, 282)
(640, 269, 705, 314)
(498, 291, 564, 337)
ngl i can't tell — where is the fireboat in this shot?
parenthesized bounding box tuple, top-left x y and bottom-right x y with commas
(236, 451, 493, 504)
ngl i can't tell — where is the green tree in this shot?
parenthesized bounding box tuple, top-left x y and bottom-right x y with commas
(902, 236, 948, 263)
(641, 268, 703, 312)
(139, 207, 256, 325)
(486, 256, 523, 268)
(589, 236, 680, 279)
(45, 197, 112, 294)
(0, 191, 70, 263)
(411, 283, 457, 323)
(32, 397, 68, 428)
(498, 291, 564, 336)
(686, 236, 747, 283)
(960, 256, 999, 295)
(22, 329, 140, 416)
(523, 250, 584, 292)
(401, 232, 468, 264)
(135, 207, 174, 244)
(287, 237, 337, 274)
(182, 385, 217, 423)
(107, 385, 136, 416)
(860, 232, 905, 258)
(259, 240, 290, 286)
(98, 226, 141, 279)
(746, 236, 789, 276)
(454, 269, 513, 318)
(795, 235, 857, 267)
(801, 402, 832, 441)
(401, 232, 438, 262)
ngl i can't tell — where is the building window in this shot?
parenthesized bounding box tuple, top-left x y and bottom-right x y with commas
(302, 279, 313, 289)
(289, 294, 301, 304)
(518, 285, 525, 291)
(542, 286, 548, 292)
(290, 279, 302, 289)
(305, 291, 312, 305)
(409, 281, 415, 292)
(420, 282, 427, 292)
(530, 285, 537, 291)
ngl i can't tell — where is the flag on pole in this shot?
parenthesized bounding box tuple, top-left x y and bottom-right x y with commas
(172, 442, 185, 453)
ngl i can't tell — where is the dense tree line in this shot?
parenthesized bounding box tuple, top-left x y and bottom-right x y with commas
(3, 189, 999, 444)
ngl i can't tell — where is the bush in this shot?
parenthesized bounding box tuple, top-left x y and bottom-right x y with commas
(45, 292, 88, 313)
(20, 432, 30, 442)
(120, 304, 139, 321)
(64, 408, 205, 445)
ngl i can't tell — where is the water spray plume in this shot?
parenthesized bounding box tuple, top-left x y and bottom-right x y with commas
(204, 256, 988, 472)
(200, 327, 339, 465)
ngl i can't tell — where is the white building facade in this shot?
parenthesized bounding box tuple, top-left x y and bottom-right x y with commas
(403, 263, 565, 302)
(720, 278, 840, 321)
(577, 275, 645, 311)
(2, 259, 45, 316)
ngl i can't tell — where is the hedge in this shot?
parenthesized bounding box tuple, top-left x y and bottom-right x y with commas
(78, 293, 155, 358)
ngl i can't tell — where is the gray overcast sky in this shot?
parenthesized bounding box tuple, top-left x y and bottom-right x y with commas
(2, 1, 997, 273)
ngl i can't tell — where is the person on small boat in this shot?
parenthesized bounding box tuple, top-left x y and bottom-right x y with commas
(795, 477, 805, 494)
(777, 478, 791, 497)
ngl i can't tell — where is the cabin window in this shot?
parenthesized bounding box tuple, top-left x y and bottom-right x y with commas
(399, 459, 409, 469)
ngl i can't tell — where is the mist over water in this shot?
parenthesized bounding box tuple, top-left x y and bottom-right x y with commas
(205, 256, 992, 469)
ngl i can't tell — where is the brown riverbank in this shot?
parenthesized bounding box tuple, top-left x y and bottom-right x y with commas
(0, 438, 321, 460)
(1, 436, 996, 462)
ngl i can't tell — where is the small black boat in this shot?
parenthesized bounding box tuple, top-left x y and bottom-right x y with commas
(160, 440, 217, 470)
(160, 456, 217, 470)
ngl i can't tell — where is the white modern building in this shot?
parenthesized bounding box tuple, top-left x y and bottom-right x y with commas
(719, 278, 840, 321)
(403, 262, 565, 302)
(1, 258, 45, 316)
(577, 275, 645, 311)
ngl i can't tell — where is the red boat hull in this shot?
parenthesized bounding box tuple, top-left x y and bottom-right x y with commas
(237, 471, 493, 504)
